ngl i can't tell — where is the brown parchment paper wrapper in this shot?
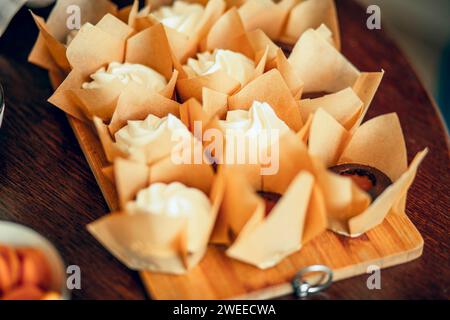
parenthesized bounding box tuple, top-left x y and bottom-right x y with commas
(201, 7, 253, 55)
(288, 24, 360, 93)
(228, 69, 303, 131)
(217, 0, 340, 48)
(211, 139, 327, 268)
(131, 0, 226, 64)
(178, 69, 304, 176)
(237, 0, 295, 40)
(212, 131, 323, 237)
(178, 70, 304, 181)
(28, 0, 118, 75)
(246, 29, 279, 65)
(176, 7, 270, 102)
(349, 70, 385, 133)
(87, 157, 223, 274)
(48, 18, 178, 122)
(299, 88, 362, 131)
(280, 0, 340, 49)
(298, 70, 384, 134)
(93, 82, 183, 165)
(308, 108, 428, 236)
(245, 29, 304, 97)
(177, 8, 304, 102)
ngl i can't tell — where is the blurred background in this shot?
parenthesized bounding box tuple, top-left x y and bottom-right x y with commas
(1, 0, 449, 130)
(356, 0, 450, 131)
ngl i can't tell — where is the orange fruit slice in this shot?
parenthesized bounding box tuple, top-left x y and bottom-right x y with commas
(1, 284, 44, 300)
(0, 245, 21, 288)
(17, 248, 52, 290)
(0, 255, 13, 294)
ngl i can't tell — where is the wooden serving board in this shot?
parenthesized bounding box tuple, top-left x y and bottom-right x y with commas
(67, 116, 424, 300)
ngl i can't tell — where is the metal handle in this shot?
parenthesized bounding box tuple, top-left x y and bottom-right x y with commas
(291, 265, 333, 298)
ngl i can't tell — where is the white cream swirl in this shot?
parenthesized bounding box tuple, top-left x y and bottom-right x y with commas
(152, 1, 204, 37)
(184, 49, 255, 85)
(82, 62, 167, 92)
(114, 114, 190, 154)
(220, 101, 290, 136)
(219, 101, 291, 161)
(127, 182, 211, 251)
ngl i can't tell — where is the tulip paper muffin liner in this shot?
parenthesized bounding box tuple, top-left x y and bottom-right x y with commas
(239, 29, 305, 98)
(299, 71, 385, 131)
(178, 68, 308, 182)
(180, 68, 304, 140)
(28, 0, 118, 80)
(178, 79, 305, 194)
(225, 0, 340, 47)
(308, 108, 428, 237)
(227, 69, 303, 130)
(236, 0, 294, 41)
(288, 24, 359, 93)
(87, 157, 223, 274)
(175, 8, 273, 102)
(210, 132, 327, 269)
(93, 82, 189, 165)
(280, 0, 340, 47)
(48, 16, 178, 122)
(131, 0, 226, 64)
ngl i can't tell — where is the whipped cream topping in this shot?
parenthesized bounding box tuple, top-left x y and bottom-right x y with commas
(184, 49, 255, 85)
(127, 182, 211, 251)
(82, 62, 167, 92)
(220, 101, 290, 136)
(115, 114, 191, 154)
(219, 101, 291, 162)
(152, 1, 204, 37)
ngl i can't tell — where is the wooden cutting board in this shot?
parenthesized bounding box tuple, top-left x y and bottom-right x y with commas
(68, 116, 423, 300)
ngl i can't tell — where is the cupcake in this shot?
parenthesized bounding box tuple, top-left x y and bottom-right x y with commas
(175, 7, 307, 103)
(308, 108, 428, 236)
(223, 0, 340, 47)
(93, 94, 201, 166)
(131, 0, 226, 63)
(48, 16, 178, 122)
(87, 157, 222, 274)
(217, 101, 292, 176)
(211, 133, 327, 269)
(127, 182, 211, 254)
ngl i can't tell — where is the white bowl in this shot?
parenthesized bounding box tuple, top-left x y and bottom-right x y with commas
(0, 221, 69, 299)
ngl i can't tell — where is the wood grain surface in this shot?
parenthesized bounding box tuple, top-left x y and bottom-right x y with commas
(0, 0, 449, 299)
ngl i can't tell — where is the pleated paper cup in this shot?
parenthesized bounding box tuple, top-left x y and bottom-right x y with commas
(87, 157, 223, 274)
(48, 17, 178, 122)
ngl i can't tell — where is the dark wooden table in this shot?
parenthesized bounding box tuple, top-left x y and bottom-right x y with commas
(0, 0, 448, 300)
